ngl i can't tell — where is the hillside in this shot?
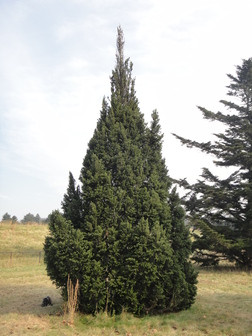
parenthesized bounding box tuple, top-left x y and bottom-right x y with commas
(0, 221, 48, 253)
(0, 221, 251, 335)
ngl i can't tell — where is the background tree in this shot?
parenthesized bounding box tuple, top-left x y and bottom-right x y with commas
(35, 213, 41, 223)
(45, 27, 197, 315)
(43, 214, 51, 223)
(2, 213, 11, 221)
(11, 216, 18, 223)
(173, 58, 252, 268)
(22, 213, 36, 223)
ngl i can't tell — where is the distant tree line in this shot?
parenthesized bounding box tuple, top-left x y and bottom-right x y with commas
(2, 213, 18, 222)
(1, 212, 49, 223)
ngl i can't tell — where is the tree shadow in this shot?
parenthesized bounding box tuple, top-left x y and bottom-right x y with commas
(0, 282, 63, 316)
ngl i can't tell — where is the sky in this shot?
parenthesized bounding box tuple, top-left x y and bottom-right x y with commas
(1, 0, 252, 220)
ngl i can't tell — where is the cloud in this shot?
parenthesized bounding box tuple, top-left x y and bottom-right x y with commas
(0, 194, 10, 200)
(1, 0, 252, 218)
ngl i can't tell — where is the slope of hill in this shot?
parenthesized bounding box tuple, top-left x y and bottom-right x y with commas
(0, 221, 251, 336)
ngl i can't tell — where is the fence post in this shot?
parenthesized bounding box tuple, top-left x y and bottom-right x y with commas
(10, 252, 13, 266)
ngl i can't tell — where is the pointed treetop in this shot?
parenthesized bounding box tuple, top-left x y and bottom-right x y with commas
(227, 58, 252, 108)
(111, 26, 137, 106)
(116, 26, 125, 69)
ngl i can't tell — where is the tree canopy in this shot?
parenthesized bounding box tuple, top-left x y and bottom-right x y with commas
(173, 58, 252, 269)
(2, 213, 11, 221)
(44, 27, 197, 315)
(22, 213, 41, 223)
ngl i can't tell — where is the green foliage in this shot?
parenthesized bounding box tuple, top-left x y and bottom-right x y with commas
(22, 213, 41, 223)
(174, 58, 252, 268)
(169, 188, 198, 310)
(44, 211, 92, 298)
(11, 216, 18, 222)
(44, 26, 197, 315)
(62, 172, 83, 229)
(2, 212, 11, 221)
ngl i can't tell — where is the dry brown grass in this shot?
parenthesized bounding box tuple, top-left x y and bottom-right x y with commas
(0, 221, 49, 267)
(64, 275, 79, 326)
(1, 264, 251, 336)
(0, 264, 63, 335)
(0, 220, 49, 252)
(0, 222, 251, 335)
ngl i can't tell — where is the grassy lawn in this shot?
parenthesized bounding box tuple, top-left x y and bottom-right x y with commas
(0, 221, 252, 335)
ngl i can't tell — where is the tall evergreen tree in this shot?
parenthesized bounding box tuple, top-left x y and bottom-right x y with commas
(44, 27, 197, 315)
(174, 58, 252, 268)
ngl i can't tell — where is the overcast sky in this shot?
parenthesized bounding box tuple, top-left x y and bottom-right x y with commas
(1, 0, 252, 220)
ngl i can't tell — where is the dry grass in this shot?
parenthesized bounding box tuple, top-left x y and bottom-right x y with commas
(0, 221, 49, 253)
(0, 222, 252, 335)
(0, 221, 49, 267)
(64, 275, 79, 325)
(0, 264, 63, 335)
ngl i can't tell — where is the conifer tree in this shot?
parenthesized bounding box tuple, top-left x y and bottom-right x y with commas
(44, 27, 197, 315)
(147, 111, 197, 310)
(2, 212, 11, 221)
(174, 58, 252, 268)
(62, 172, 83, 229)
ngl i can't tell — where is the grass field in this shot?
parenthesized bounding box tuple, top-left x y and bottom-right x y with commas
(0, 221, 252, 335)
